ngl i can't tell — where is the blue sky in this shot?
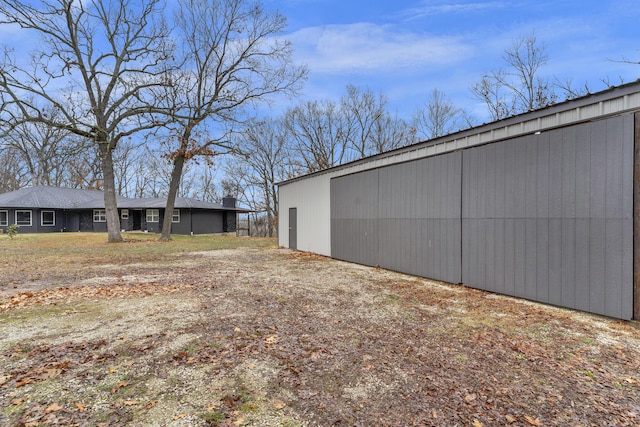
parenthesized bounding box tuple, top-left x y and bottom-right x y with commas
(265, 0, 640, 122)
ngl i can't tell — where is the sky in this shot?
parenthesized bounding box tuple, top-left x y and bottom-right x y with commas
(1, 0, 638, 125)
(264, 0, 640, 122)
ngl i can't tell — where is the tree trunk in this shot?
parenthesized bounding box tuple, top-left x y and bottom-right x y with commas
(160, 154, 186, 241)
(98, 143, 122, 243)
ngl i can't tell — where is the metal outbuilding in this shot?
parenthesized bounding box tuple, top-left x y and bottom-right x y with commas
(278, 80, 640, 321)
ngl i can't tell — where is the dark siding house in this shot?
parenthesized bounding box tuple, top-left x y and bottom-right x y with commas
(0, 186, 248, 235)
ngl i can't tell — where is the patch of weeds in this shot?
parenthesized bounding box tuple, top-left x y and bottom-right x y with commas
(236, 387, 252, 405)
(166, 376, 183, 388)
(455, 354, 469, 363)
(580, 370, 596, 379)
(385, 295, 401, 304)
(241, 401, 258, 412)
(4, 344, 32, 360)
(582, 337, 596, 345)
(402, 311, 416, 321)
(1, 400, 26, 416)
(199, 409, 227, 426)
(516, 353, 526, 360)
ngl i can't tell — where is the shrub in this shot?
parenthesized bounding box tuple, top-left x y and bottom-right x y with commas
(6, 224, 19, 239)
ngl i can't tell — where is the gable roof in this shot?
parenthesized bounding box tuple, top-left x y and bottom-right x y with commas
(0, 186, 249, 212)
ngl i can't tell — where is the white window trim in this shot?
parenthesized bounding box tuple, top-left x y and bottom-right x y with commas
(93, 209, 106, 222)
(41, 210, 55, 227)
(146, 209, 159, 223)
(172, 209, 180, 223)
(121, 209, 129, 220)
(15, 210, 32, 226)
(0, 210, 7, 226)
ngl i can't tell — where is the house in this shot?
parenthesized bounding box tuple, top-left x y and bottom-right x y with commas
(0, 186, 248, 235)
(278, 80, 640, 321)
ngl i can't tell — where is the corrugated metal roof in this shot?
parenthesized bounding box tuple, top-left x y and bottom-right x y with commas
(0, 186, 250, 212)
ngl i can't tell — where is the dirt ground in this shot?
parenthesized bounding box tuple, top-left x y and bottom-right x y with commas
(1, 244, 639, 426)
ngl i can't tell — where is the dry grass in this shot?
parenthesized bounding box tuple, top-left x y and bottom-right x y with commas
(0, 233, 275, 296)
(0, 234, 639, 426)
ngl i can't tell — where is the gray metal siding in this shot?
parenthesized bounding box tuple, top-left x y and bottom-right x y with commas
(331, 169, 379, 266)
(329, 114, 633, 319)
(462, 115, 634, 319)
(330, 152, 462, 284)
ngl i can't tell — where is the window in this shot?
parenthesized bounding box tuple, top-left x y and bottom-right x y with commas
(172, 209, 180, 223)
(15, 210, 32, 226)
(0, 210, 7, 226)
(146, 209, 159, 223)
(41, 211, 55, 226)
(121, 209, 129, 220)
(93, 209, 106, 222)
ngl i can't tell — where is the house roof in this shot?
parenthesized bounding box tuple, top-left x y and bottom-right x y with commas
(0, 186, 250, 212)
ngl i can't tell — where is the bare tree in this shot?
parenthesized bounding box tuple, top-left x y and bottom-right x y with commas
(369, 111, 416, 154)
(0, 144, 28, 193)
(64, 146, 103, 190)
(471, 32, 557, 120)
(187, 164, 219, 203)
(553, 77, 592, 101)
(156, 0, 306, 241)
(112, 139, 144, 198)
(340, 84, 386, 159)
(0, 0, 175, 242)
(285, 100, 350, 173)
(413, 88, 472, 140)
(229, 118, 291, 237)
(4, 106, 89, 187)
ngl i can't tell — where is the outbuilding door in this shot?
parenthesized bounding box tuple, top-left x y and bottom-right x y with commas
(289, 208, 297, 250)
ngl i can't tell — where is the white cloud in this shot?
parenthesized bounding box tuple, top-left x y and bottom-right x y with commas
(289, 23, 473, 74)
(399, 1, 508, 20)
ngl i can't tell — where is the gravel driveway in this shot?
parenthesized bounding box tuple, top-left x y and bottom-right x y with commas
(1, 245, 639, 426)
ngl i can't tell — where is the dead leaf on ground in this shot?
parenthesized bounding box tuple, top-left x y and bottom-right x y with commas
(111, 381, 130, 393)
(44, 402, 63, 413)
(264, 335, 279, 345)
(473, 419, 483, 427)
(524, 415, 542, 426)
(273, 400, 286, 409)
(11, 397, 26, 406)
(505, 414, 517, 423)
(75, 402, 87, 412)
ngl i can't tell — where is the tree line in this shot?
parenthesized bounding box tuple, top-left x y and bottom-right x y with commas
(0, 0, 620, 241)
